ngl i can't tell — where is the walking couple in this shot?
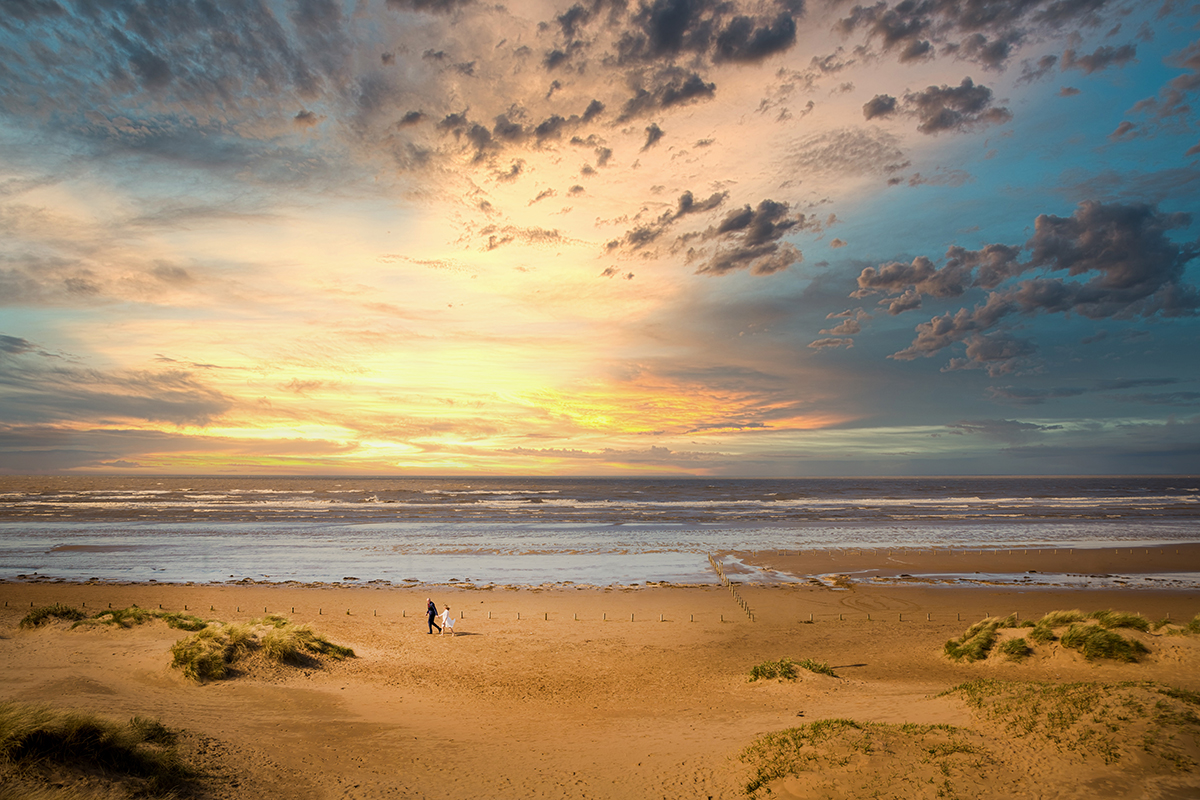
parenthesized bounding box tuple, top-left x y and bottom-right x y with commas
(426, 598, 455, 635)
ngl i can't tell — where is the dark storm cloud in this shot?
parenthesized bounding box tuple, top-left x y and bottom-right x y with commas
(385, 0, 475, 14)
(845, 201, 1200, 371)
(835, 0, 1118, 70)
(1061, 43, 1136, 74)
(612, 0, 802, 65)
(862, 94, 897, 120)
(618, 70, 716, 121)
(903, 78, 1012, 134)
(692, 199, 819, 276)
(642, 123, 666, 149)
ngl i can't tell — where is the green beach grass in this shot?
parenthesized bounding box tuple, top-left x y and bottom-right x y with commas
(0, 703, 193, 797)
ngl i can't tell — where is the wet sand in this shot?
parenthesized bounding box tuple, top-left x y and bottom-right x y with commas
(2, 546, 1199, 799)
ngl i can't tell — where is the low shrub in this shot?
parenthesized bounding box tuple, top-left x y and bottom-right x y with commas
(1060, 624, 1149, 662)
(19, 605, 87, 628)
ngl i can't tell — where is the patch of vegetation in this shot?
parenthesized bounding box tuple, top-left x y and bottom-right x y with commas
(77, 605, 209, 631)
(1089, 609, 1150, 632)
(999, 637, 1032, 661)
(740, 718, 988, 798)
(19, 605, 87, 628)
(1060, 624, 1149, 662)
(944, 678, 1200, 770)
(749, 658, 797, 682)
(944, 614, 1017, 662)
(1039, 609, 1086, 628)
(261, 623, 355, 665)
(795, 658, 838, 678)
(171, 619, 353, 682)
(1029, 622, 1057, 644)
(0, 703, 194, 796)
(947, 610, 1158, 664)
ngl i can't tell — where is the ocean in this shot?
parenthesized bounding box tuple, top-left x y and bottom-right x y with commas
(1, 475, 1197, 585)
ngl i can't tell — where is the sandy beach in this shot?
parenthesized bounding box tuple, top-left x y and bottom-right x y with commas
(3, 547, 1200, 799)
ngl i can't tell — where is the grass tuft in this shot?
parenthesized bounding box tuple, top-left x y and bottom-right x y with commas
(795, 658, 838, 678)
(999, 637, 1032, 660)
(1089, 609, 1150, 632)
(19, 605, 87, 629)
(944, 615, 1016, 662)
(1038, 609, 1086, 628)
(170, 626, 239, 681)
(0, 703, 193, 794)
(1059, 624, 1149, 662)
(261, 624, 355, 664)
(749, 658, 798, 682)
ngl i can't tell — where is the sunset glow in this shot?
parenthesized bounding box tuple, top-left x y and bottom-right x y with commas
(1, 0, 1198, 475)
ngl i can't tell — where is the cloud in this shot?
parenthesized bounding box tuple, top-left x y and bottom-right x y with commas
(692, 199, 818, 276)
(1109, 120, 1136, 140)
(834, 0, 1116, 71)
(606, 189, 728, 252)
(1017, 55, 1058, 84)
(0, 342, 234, 427)
(862, 94, 897, 120)
(903, 78, 1012, 134)
(986, 385, 1087, 405)
(807, 337, 854, 349)
(946, 418, 1064, 445)
(845, 201, 1200, 371)
(642, 122, 666, 150)
(294, 109, 324, 127)
(1062, 43, 1137, 74)
(0, 335, 36, 355)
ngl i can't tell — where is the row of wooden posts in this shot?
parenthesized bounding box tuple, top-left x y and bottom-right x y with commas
(3, 599, 1181, 625)
(709, 554, 755, 622)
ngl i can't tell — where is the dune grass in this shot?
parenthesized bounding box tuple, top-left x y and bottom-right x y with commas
(1060, 624, 1149, 662)
(943, 614, 1017, 662)
(1089, 609, 1151, 632)
(19, 605, 87, 628)
(78, 605, 208, 631)
(795, 658, 838, 678)
(260, 623, 355, 664)
(749, 658, 798, 682)
(171, 618, 353, 681)
(0, 703, 193, 795)
(947, 610, 1154, 663)
(999, 637, 1032, 660)
(739, 718, 986, 797)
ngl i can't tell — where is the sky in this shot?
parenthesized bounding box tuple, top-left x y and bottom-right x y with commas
(0, 0, 1199, 477)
